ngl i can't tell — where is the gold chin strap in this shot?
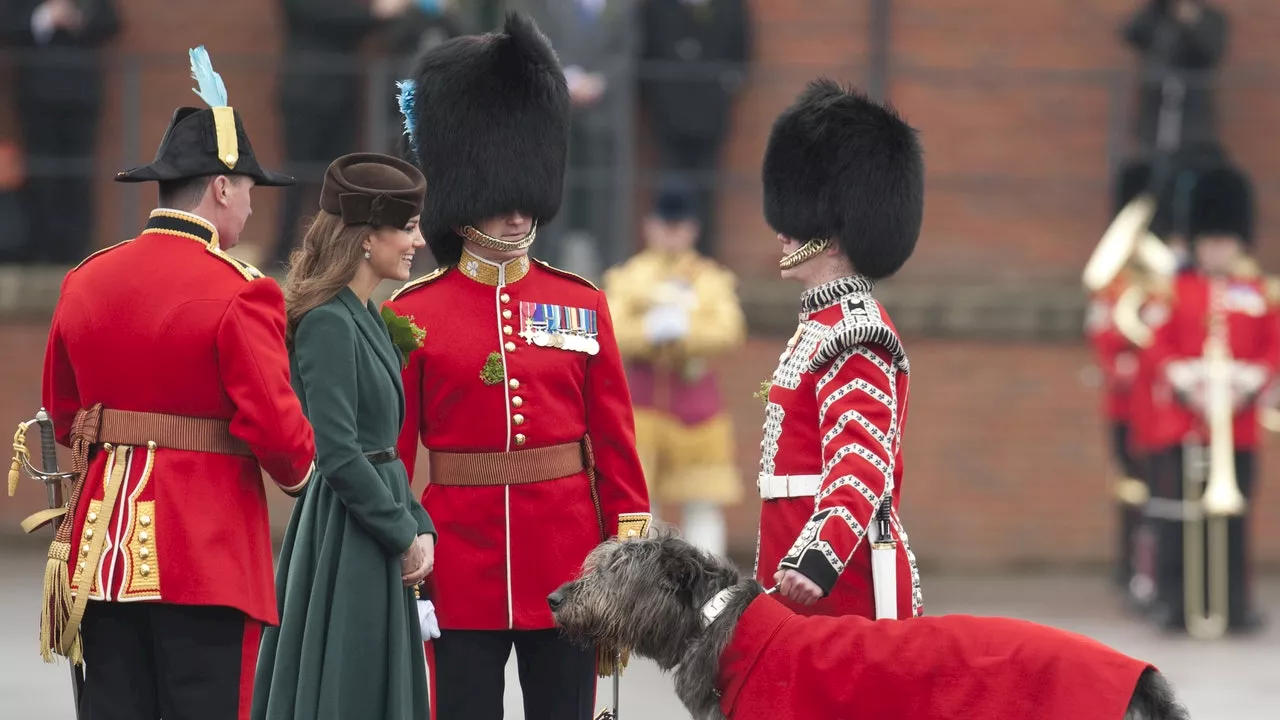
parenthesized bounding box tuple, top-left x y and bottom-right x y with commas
(461, 222, 538, 252)
(779, 237, 832, 270)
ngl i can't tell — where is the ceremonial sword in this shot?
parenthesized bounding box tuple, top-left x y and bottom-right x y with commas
(13, 408, 85, 717)
(593, 650, 623, 720)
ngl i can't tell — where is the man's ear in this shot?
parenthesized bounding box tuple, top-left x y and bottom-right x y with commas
(212, 175, 231, 206)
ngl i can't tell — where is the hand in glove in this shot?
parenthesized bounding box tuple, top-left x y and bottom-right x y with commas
(643, 304, 691, 344)
(417, 598, 441, 640)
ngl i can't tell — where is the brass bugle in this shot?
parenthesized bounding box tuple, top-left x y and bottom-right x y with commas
(1108, 233, 1177, 348)
(1083, 194, 1158, 293)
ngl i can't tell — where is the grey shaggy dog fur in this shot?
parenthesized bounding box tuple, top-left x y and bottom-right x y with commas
(549, 526, 1189, 720)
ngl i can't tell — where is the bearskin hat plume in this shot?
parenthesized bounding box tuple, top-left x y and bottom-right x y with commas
(762, 79, 924, 280)
(405, 12, 569, 265)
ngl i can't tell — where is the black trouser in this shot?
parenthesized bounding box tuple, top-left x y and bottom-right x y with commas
(433, 628, 596, 720)
(17, 99, 100, 264)
(656, 133, 723, 257)
(1109, 422, 1144, 589)
(79, 601, 260, 720)
(1146, 445, 1256, 633)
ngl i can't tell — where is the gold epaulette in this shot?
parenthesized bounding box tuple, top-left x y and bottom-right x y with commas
(533, 258, 599, 290)
(207, 246, 264, 282)
(72, 240, 133, 272)
(1265, 275, 1280, 306)
(389, 266, 448, 301)
(1233, 255, 1262, 279)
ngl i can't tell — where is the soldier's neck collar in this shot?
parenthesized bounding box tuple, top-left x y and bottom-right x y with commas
(145, 209, 219, 248)
(800, 274, 874, 313)
(457, 247, 531, 287)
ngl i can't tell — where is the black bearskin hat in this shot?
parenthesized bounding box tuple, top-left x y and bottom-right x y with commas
(762, 79, 924, 280)
(406, 12, 569, 265)
(1188, 164, 1253, 245)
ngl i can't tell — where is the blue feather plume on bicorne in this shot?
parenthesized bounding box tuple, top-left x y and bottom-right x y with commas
(396, 79, 418, 155)
(189, 46, 229, 107)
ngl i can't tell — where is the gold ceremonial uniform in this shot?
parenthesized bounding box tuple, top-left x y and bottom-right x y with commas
(602, 248, 746, 505)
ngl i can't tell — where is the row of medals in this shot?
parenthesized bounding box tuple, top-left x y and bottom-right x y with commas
(524, 327, 601, 355)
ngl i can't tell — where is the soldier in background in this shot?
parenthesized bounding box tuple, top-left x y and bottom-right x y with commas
(1085, 160, 1157, 597)
(1120, 0, 1228, 158)
(1143, 163, 1273, 635)
(602, 178, 746, 556)
(0, 0, 119, 263)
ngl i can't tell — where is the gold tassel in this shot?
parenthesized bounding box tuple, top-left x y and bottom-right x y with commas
(39, 540, 74, 664)
(9, 421, 30, 497)
(596, 645, 630, 677)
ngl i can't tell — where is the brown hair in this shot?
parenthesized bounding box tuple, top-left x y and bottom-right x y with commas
(282, 210, 370, 346)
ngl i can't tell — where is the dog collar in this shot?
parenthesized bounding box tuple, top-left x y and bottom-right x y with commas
(700, 587, 737, 628)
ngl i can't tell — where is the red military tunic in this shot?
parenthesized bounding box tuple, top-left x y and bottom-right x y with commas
(754, 275, 920, 619)
(1145, 270, 1280, 451)
(43, 209, 316, 626)
(385, 249, 652, 631)
(1084, 276, 1141, 423)
(1125, 282, 1176, 457)
(715, 593, 1152, 720)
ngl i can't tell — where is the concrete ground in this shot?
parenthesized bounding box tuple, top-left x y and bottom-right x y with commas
(1, 545, 1275, 719)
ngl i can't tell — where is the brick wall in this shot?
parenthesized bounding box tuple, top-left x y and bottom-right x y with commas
(4, 321, 1279, 569)
(54, 1, 1280, 277)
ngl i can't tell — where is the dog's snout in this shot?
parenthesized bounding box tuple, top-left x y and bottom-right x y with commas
(547, 588, 566, 611)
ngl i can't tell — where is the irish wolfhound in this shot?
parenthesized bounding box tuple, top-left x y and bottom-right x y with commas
(549, 528, 1188, 720)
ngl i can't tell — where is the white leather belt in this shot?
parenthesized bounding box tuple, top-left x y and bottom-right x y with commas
(758, 473, 822, 500)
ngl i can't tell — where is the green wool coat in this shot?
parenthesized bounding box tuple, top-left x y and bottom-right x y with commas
(252, 288, 435, 720)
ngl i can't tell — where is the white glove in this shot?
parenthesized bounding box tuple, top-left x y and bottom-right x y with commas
(1165, 359, 1204, 394)
(417, 599, 441, 640)
(1230, 361, 1268, 399)
(644, 304, 690, 344)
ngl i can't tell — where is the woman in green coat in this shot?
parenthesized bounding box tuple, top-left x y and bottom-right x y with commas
(253, 153, 436, 720)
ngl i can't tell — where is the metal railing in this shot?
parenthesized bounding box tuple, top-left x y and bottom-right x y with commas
(3, 47, 1279, 277)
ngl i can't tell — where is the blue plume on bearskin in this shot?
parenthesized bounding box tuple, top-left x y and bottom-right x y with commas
(396, 79, 418, 155)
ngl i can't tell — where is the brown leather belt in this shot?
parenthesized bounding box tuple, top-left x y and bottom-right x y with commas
(73, 405, 252, 458)
(428, 441, 588, 487)
(54, 403, 255, 546)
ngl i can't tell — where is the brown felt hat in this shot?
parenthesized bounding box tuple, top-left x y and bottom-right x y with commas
(320, 153, 426, 228)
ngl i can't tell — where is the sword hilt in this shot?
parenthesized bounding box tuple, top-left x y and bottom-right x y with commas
(36, 409, 58, 470)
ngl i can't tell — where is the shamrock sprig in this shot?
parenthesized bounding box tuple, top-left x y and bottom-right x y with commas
(381, 306, 426, 369)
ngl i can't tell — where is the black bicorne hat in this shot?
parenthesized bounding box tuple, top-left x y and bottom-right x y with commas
(762, 79, 924, 280)
(403, 12, 570, 265)
(115, 47, 293, 187)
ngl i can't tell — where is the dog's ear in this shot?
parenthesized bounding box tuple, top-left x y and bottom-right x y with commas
(657, 543, 708, 605)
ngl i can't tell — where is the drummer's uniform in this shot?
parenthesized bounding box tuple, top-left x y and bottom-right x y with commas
(43, 211, 316, 719)
(754, 276, 922, 620)
(603, 247, 746, 516)
(385, 249, 651, 718)
(1143, 165, 1275, 633)
(1144, 264, 1278, 632)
